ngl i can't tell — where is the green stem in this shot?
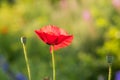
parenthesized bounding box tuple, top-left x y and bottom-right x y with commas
(51, 46, 56, 80)
(22, 43, 31, 80)
(108, 64, 112, 80)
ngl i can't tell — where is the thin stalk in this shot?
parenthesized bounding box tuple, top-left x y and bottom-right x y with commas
(108, 64, 112, 80)
(22, 43, 31, 80)
(51, 46, 56, 80)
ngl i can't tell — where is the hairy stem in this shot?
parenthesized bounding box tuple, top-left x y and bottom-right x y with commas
(51, 46, 56, 80)
(108, 64, 112, 80)
(22, 43, 31, 80)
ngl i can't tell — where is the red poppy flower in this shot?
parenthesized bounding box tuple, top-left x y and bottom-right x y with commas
(35, 25, 73, 52)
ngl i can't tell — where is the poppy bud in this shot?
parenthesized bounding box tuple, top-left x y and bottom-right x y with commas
(106, 54, 113, 64)
(43, 77, 50, 80)
(21, 37, 27, 44)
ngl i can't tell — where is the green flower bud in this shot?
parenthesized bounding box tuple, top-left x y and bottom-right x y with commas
(106, 54, 113, 64)
(21, 37, 27, 44)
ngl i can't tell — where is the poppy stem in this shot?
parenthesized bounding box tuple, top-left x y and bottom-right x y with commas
(108, 64, 112, 80)
(51, 46, 56, 80)
(21, 37, 31, 80)
(106, 54, 113, 80)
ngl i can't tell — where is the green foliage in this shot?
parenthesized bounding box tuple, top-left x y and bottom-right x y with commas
(0, 0, 120, 80)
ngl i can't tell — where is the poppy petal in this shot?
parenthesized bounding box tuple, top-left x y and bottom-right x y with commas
(44, 33, 58, 45)
(40, 25, 61, 36)
(35, 30, 48, 43)
(50, 35, 73, 51)
(35, 30, 58, 45)
(55, 35, 71, 44)
(59, 28, 68, 35)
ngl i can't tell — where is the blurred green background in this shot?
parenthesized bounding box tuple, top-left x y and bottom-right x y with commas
(0, 0, 120, 80)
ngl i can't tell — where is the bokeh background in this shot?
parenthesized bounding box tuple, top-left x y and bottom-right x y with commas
(0, 0, 120, 80)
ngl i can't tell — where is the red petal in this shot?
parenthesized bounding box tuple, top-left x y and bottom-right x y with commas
(35, 30, 59, 45)
(40, 25, 61, 36)
(35, 30, 48, 43)
(50, 35, 73, 51)
(55, 35, 70, 44)
(44, 33, 58, 45)
(59, 28, 68, 35)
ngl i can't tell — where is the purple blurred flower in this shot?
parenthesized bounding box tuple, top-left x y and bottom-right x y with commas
(112, 0, 120, 9)
(0, 55, 16, 79)
(115, 71, 120, 80)
(0, 55, 6, 65)
(2, 63, 9, 72)
(82, 10, 91, 22)
(60, 0, 68, 10)
(0, 55, 9, 72)
(16, 73, 27, 80)
(0, 55, 27, 80)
